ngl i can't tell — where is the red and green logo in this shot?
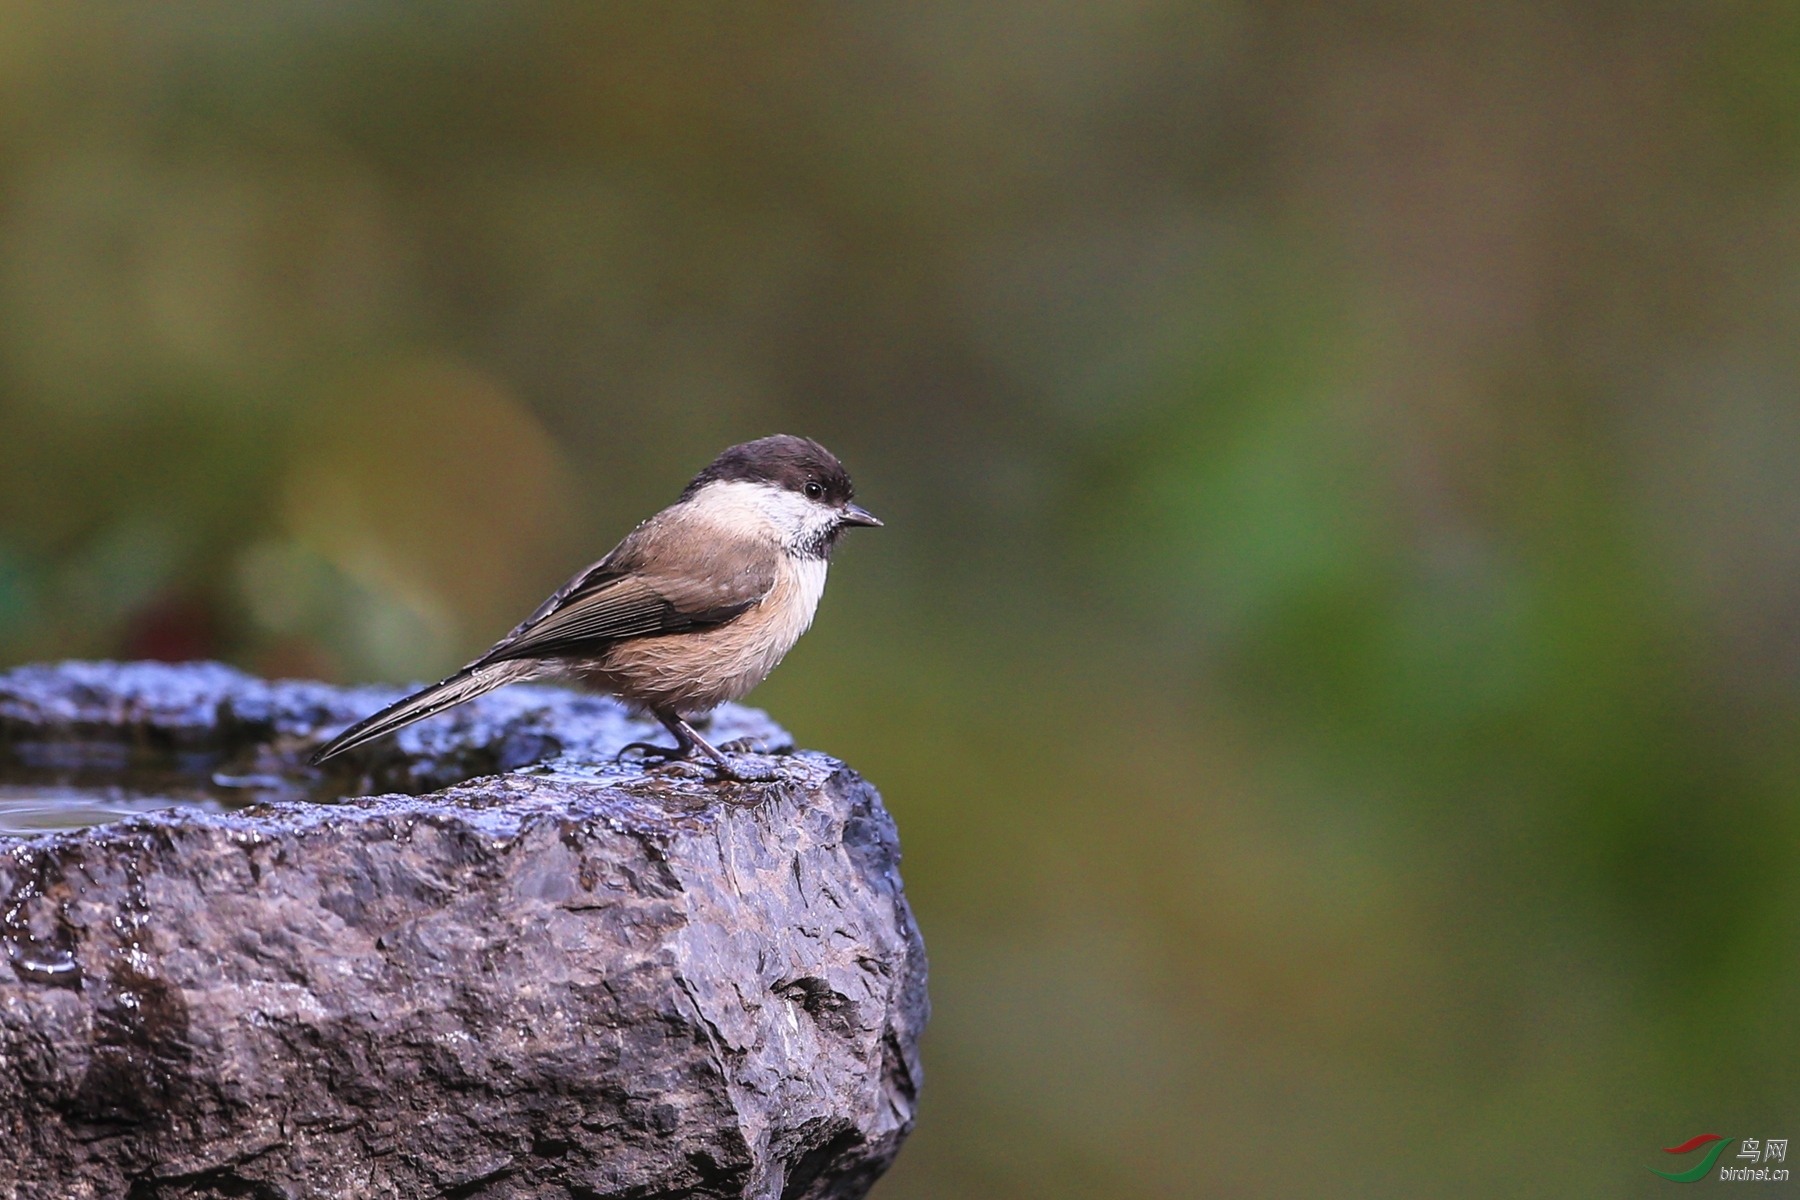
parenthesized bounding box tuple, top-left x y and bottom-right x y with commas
(1651, 1134, 1734, 1182)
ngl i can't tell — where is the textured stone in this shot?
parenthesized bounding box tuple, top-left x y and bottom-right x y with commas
(0, 662, 927, 1199)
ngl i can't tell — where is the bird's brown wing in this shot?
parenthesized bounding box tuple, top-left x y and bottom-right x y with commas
(476, 517, 776, 665)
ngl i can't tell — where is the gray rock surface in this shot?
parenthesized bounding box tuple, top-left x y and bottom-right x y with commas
(0, 662, 927, 1199)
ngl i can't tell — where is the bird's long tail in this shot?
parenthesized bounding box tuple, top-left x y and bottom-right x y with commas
(308, 660, 540, 765)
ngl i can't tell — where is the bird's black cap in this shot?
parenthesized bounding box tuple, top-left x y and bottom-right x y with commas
(682, 435, 857, 506)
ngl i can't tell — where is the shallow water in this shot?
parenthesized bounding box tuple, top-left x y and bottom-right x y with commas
(0, 785, 228, 834)
(0, 767, 316, 836)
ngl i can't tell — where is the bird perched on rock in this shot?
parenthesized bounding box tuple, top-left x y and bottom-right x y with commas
(310, 435, 881, 780)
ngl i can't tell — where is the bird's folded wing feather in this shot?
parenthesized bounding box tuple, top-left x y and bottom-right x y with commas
(477, 526, 776, 664)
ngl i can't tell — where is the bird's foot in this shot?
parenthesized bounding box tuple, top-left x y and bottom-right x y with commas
(717, 736, 782, 754)
(615, 740, 685, 764)
(712, 755, 780, 783)
(620, 722, 781, 783)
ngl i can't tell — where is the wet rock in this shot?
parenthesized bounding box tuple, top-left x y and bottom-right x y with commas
(0, 662, 927, 1200)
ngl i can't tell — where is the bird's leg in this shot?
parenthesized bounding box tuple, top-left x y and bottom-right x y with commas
(618, 711, 777, 782)
(674, 715, 781, 782)
(615, 709, 696, 764)
(668, 716, 741, 774)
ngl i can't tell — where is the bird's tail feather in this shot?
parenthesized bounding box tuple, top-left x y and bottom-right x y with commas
(308, 661, 537, 765)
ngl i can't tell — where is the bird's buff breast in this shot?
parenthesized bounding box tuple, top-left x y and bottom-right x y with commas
(582, 555, 828, 715)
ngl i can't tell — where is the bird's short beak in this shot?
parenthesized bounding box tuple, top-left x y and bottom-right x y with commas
(840, 503, 883, 528)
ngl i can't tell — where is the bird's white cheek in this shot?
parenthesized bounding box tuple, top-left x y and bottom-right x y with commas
(768, 493, 838, 550)
(686, 480, 811, 543)
(681, 479, 841, 554)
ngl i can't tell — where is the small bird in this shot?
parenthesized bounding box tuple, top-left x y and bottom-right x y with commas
(309, 435, 881, 780)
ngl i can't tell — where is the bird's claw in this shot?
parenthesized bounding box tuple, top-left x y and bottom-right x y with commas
(714, 757, 780, 783)
(616, 737, 779, 783)
(717, 736, 799, 757)
(615, 740, 682, 763)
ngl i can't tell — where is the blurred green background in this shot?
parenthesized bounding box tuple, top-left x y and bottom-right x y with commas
(1, 3, 1798, 1194)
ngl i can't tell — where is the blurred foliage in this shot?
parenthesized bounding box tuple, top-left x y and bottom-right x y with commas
(2, 3, 1799, 1195)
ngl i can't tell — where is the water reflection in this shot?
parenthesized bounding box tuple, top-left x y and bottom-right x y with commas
(0, 785, 224, 835)
(0, 769, 312, 835)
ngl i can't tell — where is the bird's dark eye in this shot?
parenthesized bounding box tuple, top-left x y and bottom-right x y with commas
(804, 481, 824, 500)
